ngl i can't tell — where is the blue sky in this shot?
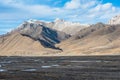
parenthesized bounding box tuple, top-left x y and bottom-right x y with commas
(0, 0, 120, 35)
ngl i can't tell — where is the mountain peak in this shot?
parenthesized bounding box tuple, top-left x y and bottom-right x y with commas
(108, 14, 120, 25)
(27, 19, 38, 23)
(54, 18, 65, 22)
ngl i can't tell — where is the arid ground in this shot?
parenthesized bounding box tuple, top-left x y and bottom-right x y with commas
(0, 56, 120, 80)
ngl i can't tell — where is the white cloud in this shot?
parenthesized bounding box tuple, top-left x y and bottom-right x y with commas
(90, 3, 114, 12)
(0, 0, 62, 18)
(0, 0, 23, 6)
(64, 0, 98, 9)
(87, 3, 119, 20)
(64, 0, 81, 9)
(0, 0, 120, 24)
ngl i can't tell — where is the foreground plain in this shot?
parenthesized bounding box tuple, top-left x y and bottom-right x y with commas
(0, 56, 120, 80)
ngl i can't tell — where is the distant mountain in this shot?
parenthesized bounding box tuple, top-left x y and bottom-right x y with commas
(0, 20, 70, 56)
(108, 14, 120, 25)
(24, 19, 89, 35)
(57, 23, 120, 56)
(46, 18, 90, 35)
(0, 17, 120, 56)
(13, 21, 70, 49)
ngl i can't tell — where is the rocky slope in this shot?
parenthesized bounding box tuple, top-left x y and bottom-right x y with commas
(0, 32, 61, 56)
(13, 21, 70, 49)
(0, 20, 70, 56)
(108, 14, 120, 25)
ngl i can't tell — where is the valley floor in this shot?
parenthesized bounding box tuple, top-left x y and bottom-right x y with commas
(0, 56, 120, 80)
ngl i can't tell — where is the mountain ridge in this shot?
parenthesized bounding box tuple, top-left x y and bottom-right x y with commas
(57, 23, 120, 56)
(18, 18, 89, 35)
(0, 15, 120, 56)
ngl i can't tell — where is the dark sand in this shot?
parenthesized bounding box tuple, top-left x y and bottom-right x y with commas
(0, 56, 120, 80)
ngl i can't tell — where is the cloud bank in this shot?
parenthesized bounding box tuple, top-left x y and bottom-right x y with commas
(0, 0, 120, 22)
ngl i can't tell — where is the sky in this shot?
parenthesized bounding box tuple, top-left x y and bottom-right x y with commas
(0, 0, 120, 34)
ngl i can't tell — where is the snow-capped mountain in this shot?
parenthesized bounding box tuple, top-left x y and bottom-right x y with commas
(108, 14, 120, 25)
(47, 18, 90, 35)
(21, 18, 89, 35)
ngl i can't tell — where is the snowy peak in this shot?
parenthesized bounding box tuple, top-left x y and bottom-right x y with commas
(15, 19, 89, 35)
(51, 19, 90, 35)
(10, 19, 70, 49)
(27, 19, 46, 25)
(54, 18, 65, 22)
(27, 19, 38, 23)
(108, 14, 120, 25)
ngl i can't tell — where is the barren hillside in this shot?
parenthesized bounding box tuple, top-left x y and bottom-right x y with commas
(57, 24, 120, 56)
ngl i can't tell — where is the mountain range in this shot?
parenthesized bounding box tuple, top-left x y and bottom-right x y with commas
(0, 15, 120, 56)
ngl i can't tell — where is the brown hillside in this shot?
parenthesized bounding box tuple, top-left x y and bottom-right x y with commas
(0, 33, 59, 56)
(57, 24, 120, 56)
